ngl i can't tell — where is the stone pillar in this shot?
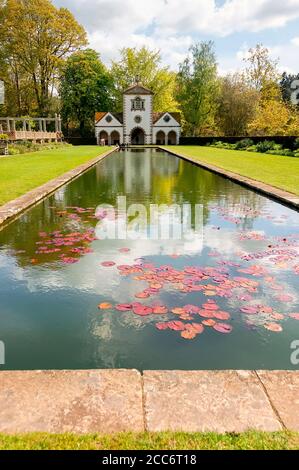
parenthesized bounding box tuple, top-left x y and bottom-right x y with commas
(6, 118, 10, 132)
(165, 133, 168, 145)
(12, 119, 16, 132)
(108, 134, 111, 146)
(23, 120, 26, 132)
(39, 119, 43, 132)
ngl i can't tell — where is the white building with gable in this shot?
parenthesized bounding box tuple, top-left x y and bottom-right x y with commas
(95, 82, 181, 146)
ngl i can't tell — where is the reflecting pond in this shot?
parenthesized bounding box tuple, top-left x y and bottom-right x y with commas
(0, 148, 298, 370)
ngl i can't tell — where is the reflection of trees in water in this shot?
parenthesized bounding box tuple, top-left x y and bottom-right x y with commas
(0, 149, 267, 266)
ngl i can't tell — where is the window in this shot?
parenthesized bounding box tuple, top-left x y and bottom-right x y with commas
(163, 115, 170, 123)
(131, 97, 145, 111)
(105, 115, 112, 123)
(134, 115, 142, 123)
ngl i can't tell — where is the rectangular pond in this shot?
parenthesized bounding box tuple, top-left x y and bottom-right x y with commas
(0, 148, 298, 370)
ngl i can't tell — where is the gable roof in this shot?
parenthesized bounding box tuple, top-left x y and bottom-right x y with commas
(153, 112, 181, 124)
(123, 84, 153, 95)
(95, 112, 123, 124)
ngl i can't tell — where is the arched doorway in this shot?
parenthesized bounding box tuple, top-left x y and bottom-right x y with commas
(99, 130, 108, 145)
(168, 131, 177, 145)
(111, 130, 120, 145)
(131, 127, 145, 145)
(156, 130, 165, 145)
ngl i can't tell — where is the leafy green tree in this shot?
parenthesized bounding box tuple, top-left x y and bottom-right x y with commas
(60, 49, 114, 136)
(111, 47, 178, 112)
(0, 0, 87, 116)
(176, 41, 219, 136)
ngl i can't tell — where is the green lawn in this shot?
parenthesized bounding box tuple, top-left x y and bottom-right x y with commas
(166, 146, 299, 196)
(0, 431, 298, 450)
(0, 146, 112, 206)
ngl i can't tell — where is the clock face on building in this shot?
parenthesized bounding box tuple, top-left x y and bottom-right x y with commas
(163, 115, 170, 122)
(105, 115, 112, 123)
(134, 116, 142, 124)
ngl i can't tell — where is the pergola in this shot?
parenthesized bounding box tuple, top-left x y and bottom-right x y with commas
(0, 114, 63, 141)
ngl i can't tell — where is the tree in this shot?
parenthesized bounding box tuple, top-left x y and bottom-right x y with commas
(111, 47, 178, 112)
(248, 93, 299, 136)
(60, 49, 114, 136)
(217, 73, 258, 136)
(0, 0, 87, 116)
(176, 42, 219, 136)
(244, 44, 280, 91)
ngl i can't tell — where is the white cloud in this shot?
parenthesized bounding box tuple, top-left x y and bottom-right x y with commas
(53, 0, 299, 70)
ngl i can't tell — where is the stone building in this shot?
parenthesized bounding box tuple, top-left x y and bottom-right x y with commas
(95, 82, 181, 145)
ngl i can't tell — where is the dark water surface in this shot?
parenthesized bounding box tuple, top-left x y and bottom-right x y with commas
(0, 149, 298, 370)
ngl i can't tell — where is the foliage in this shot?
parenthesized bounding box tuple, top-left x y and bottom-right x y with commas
(234, 138, 254, 149)
(248, 97, 299, 136)
(7, 141, 69, 155)
(217, 73, 258, 136)
(177, 42, 220, 136)
(0, 0, 87, 115)
(60, 49, 113, 136)
(255, 140, 277, 153)
(0, 133, 8, 140)
(243, 44, 280, 91)
(111, 47, 179, 112)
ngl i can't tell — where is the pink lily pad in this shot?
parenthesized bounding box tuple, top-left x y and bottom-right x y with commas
(213, 323, 233, 334)
(289, 313, 299, 320)
(101, 261, 116, 267)
(115, 303, 132, 311)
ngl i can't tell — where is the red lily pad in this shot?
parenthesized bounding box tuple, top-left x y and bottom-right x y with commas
(213, 311, 231, 321)
(240, 306, 258, 315)
(133, 305, 153, 316)
(101, 261, 116, 267)
(213, 323, 233, 334)
(264, 323, 283, 332)
(115, 303, 132, 311)
(152, 306, 168, 315)
(289, 313, 299, 320)
(202, 319, 216, 327)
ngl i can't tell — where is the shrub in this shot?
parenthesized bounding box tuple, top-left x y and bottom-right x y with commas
(266, 149, 294, 156)
(294, 138, 299, 150)
(0, 134, 8, 141)
(246, 145, 258, 152)
(255, 140, 277, 153)
(235, 138, 254, 150)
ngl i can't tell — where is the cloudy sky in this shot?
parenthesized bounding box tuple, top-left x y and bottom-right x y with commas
(53, 0, 299, 74)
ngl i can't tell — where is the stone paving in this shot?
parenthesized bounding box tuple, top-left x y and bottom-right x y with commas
(0, 370, 298, 433)
(163, 148, 299, 210)
(0, 148, 115, 228)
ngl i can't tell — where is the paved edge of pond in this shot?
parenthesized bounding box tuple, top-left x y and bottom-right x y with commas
(161, 147, 299, 210)
(0, 370, 298, 433)
(0, 148, 116, 228)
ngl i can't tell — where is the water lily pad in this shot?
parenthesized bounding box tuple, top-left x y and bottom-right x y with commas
(289, 313, 299, 320)
(101, 261, 116, 267)
(133, 305, 153, 316)
(213, 311, 231, 321)
(98, 302, 112, 310)
(264, 323, 283, 332)
(213, 323, 233, 334)
(181, 330, 197, 340)
(202, 319, 216, 327)
(115, 303, 132, 311)
(152, 306, 168, 315)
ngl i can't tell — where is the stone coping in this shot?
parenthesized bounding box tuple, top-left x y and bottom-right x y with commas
(162, 147, 299, 210)
(0, 148, 116, 228)
(0, 370, 298, 434)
